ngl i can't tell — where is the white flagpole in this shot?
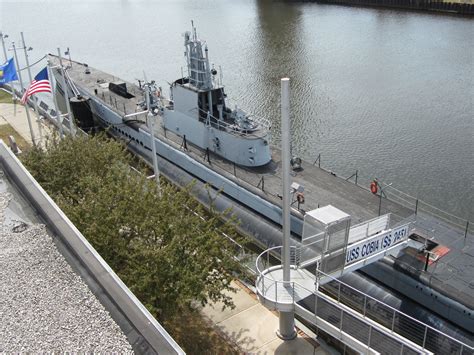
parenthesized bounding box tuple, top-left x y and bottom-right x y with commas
(57, 47, 76, 136)
(11, 41, 36, 147)
(47, 59, 64, 139)
(21, 32, 43, 144)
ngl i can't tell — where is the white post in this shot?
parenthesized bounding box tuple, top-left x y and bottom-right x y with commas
(0, 31, 8, 62)
(278, 77, 296, 340)
(57, 47, 76, 136)
(47, 61, 64, 139)
(281, 77, 291, 284)
(145, 86, 161, 196)
(12, 41, 36, 147)
(21, 32, 42, 144)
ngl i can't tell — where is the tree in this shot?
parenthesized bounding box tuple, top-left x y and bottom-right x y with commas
(22, 134, 246, 318)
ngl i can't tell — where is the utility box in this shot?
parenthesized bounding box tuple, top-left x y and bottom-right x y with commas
(302, 205, 351, 274)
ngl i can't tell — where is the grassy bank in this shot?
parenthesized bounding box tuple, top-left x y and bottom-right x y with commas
(0, 124, 30, 152)
(0, 90, 13, 104)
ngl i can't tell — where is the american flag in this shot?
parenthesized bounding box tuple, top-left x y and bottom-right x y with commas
(21, 67, 52, 104)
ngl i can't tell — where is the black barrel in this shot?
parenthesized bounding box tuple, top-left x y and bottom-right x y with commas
(69, 96, 95, 132)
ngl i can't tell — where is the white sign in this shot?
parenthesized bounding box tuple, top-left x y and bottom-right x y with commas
(345, 224, 409, 265)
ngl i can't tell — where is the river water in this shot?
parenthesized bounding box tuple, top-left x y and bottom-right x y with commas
(1, 0, 472, 221)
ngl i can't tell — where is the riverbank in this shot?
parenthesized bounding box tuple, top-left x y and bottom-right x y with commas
(303, 0, 473, 15)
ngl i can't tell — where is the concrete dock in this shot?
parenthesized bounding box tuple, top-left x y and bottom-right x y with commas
(0, 99, 53, 148)
(202, 281, 331, 354)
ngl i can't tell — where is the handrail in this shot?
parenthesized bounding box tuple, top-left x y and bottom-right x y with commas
(314, 269, 472, 350)
(255, 246, 473, 353)
(186, 106, 271, 139)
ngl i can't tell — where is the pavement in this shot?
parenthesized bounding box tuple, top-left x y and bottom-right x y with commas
(202, 281, 331, 355)
(0, 100, 54, 148)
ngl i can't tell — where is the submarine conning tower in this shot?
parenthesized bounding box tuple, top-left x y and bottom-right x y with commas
(185, 25, 213, 91)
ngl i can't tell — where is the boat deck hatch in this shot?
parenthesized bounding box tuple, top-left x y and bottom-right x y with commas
(409, 233, 451, 265)
(109, 82, 135, 99)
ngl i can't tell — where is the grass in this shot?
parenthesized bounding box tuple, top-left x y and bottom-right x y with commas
(0, 123, 31, 152)
(0, 89, 13, 104)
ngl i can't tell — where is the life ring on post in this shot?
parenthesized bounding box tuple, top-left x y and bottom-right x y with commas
(370, 180, 378, 194)
(296, 193, 305, 205)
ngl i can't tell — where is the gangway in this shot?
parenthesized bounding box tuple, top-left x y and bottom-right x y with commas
(255, 205, 474, 354)
(255, 246, 473, 354)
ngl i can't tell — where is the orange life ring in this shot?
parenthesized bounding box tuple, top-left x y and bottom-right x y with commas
(296, 193, 305, 204)
(370, 181, 378, 194)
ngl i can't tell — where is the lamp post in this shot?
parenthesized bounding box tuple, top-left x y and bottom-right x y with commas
(20, 32, 43, 144)
(145, 83, 161, 196)
(57, 47, 76, 136)
(11, 41, 36, 147)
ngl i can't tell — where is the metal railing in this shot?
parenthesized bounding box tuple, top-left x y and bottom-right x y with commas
(187, 106, 271, 139)
(316, 269, 474, 355)
(164, 131, 471, 238)
(255, 247, 474, 355)
(340, 164, 472, 236)
(255, 246, 302, 306)
(347, 213, 391, 244)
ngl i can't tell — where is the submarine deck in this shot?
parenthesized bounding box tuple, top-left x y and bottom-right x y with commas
(48, 55, 473, 312)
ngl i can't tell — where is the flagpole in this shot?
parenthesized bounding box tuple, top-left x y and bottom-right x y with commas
(11, 41, 36, 147)
(21, 32, 43, 144)
(57, 47, 76, 136)
(0, 31, 8, 62)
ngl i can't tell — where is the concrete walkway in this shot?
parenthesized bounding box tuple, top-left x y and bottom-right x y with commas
(0, 101, 53, 147)
(202, 281, 330, 355)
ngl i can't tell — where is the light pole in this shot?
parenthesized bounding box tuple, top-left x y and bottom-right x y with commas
(21, 32, 43, 144)
(11, 41, 36, 147)
(0, 31, 8, 62)
(145, 83, 161, 196)
(57, 47, 76, 136)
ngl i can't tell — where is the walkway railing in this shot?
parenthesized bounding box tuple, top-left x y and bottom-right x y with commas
(340, 164, 472, 235)
(348, 213, 391, 244)
(255, 246, 303, 307)
(255, 246, 474, 355)
(316, 269, 473, 355)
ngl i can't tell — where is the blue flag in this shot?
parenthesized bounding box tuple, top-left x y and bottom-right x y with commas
(0, 58, 18, 84)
